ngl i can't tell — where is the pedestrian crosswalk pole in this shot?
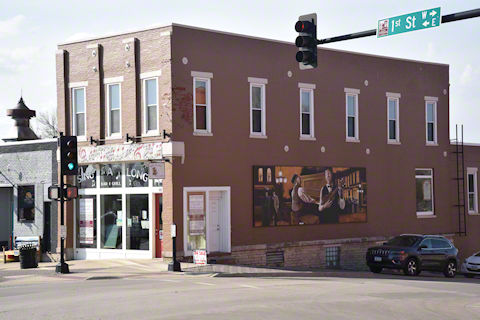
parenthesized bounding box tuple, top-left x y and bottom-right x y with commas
(56, 132, 69, 274)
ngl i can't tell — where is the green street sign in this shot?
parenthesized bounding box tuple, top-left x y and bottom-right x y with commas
(378, 7, 441, 38)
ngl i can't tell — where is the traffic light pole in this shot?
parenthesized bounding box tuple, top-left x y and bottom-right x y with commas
(56, 132, 69, 274)
(317, 8, 480, 45)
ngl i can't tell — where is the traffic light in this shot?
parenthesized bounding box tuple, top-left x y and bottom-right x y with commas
(295, 13, 317, 69)
(60, 136, 78, 176)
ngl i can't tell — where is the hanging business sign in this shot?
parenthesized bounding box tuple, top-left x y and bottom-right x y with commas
(149, 162, 165, 179)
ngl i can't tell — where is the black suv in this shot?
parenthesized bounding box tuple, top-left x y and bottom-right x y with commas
(366, 234, 458, 277)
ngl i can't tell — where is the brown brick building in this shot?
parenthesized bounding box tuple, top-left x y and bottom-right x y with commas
(56, 24, 480, 269)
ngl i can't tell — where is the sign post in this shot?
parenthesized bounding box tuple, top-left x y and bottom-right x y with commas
(377, 7, 441, 38)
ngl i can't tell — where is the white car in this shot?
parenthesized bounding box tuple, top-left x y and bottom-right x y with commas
(461, 251, 480, 278)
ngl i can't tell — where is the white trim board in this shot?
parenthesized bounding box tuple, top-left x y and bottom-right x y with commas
(191, 71, 213, 79)
(140, 70, 162, 79)
(69, 81, 88, 88)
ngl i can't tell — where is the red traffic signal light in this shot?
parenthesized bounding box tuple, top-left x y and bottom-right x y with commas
(295, 13, 318, 70)
(295, 20, 314, 33)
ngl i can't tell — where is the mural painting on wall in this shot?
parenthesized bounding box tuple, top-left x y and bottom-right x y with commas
(253, 166, 367, 227)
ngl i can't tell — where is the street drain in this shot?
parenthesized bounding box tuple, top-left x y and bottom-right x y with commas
(86, 276, 121, 280)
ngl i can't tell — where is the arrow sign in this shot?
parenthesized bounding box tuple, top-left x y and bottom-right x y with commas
(377, 7, 441, 38)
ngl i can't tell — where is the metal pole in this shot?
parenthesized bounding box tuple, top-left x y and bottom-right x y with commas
(317, 8, 480, 45)
(56, 132, 69, 273)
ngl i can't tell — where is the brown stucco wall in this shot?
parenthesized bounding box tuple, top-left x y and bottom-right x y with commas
(170, 25, 459, 253)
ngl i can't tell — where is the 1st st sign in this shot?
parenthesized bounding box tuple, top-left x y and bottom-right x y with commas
(378, 7, 441, 38)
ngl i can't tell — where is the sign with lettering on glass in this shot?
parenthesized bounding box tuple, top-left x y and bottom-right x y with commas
(100, 164, 122, 188)
(127, 162, 149, 187)
(77, 165, 96, 188)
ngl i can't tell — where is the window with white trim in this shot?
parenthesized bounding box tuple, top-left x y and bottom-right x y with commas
(345, 89, 359, 141)
(467, 168, 478, 213)
(387, 93, 400, 143)
(250, 83, 266, 136)
(425, 98, 437, 144)
(193, 77, 211, 133)
(72, 87, 86, 137)
(299, 85, 314, 138)
(107, 83, 121, 136)
(415, 169, 434, 216)
(144, 78, 158, 133)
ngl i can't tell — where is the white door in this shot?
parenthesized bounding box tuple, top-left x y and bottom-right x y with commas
(207, 191, 221, 253)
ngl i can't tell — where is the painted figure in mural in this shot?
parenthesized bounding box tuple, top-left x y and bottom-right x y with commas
(318, 167, 345, 223)
(291, 174, 317, 223)
(272, 191, 280, 226)
(262, 189, 275, 227)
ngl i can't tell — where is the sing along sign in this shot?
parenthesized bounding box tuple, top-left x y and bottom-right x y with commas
(78, 142, 162, 164)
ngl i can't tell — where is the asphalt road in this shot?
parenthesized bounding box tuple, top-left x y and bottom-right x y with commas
(0, 272, 479, 320)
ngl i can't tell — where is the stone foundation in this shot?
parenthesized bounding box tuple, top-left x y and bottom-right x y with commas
(227, 236, 388, 271)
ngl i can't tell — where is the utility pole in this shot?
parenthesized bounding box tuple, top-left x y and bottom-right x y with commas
(296, 8, 480, 68)
(318, 8, 480, 45)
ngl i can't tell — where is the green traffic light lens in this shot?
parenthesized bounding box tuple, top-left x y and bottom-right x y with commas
(68, 163, 75, 170)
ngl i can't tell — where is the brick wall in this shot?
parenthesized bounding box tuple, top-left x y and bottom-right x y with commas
(205, 236, 387, 271)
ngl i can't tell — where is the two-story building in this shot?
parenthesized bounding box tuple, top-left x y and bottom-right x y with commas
(56, 24, 480, 269)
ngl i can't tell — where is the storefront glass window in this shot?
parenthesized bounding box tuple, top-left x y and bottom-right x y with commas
(186, 192, 207, 251)
(126, 162, 149, 188)
(126, 194, 149, 250)
(18, 185, 35, 222)
(100, 164, 122, 188)
(100, 194, 123, 249)
(77, 165, 97, 188)
(77, 196, 96, 248)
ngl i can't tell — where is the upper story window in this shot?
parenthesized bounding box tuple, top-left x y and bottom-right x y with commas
(386, 92, 400, 144)
(345, 88, 359, 142)
(191, 71, 213, 136)
(425, 97, 438, 145)
(107, 83, 121, 137)
(248, 77, 268, 138)
(72, 87, 86, 137)
(467, 167, 478, 214)
(415, 168, 434, 216)
(299, 83, 315, 140)
(144, 78, 158, 133)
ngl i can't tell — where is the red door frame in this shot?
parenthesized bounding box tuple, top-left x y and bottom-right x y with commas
(154, 193, 163, 258)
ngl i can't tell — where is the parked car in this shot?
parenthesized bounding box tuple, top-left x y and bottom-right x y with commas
(461, 251, 480, 278)
(366, 234, 459, 278)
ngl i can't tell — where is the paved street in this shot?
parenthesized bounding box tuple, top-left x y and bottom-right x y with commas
(1, 260, 479, 320)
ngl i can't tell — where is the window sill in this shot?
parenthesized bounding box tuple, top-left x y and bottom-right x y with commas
(416, 214, 436, 219)
(249, 134, 267, 139)
(142, 131, 160, 138)
(468, 212, 480, 216)
(300, 136, 316, 141)
(105, 135, 122, 140)
(426, 142, 438, 146)
(77, 136, 87, 142)
(387, 140, 401, 145)
(193, 131, 213, 137)
(346, 138, 360, 143)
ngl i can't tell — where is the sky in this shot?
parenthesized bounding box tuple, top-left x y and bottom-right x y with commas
(0, 0, 479, 141)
